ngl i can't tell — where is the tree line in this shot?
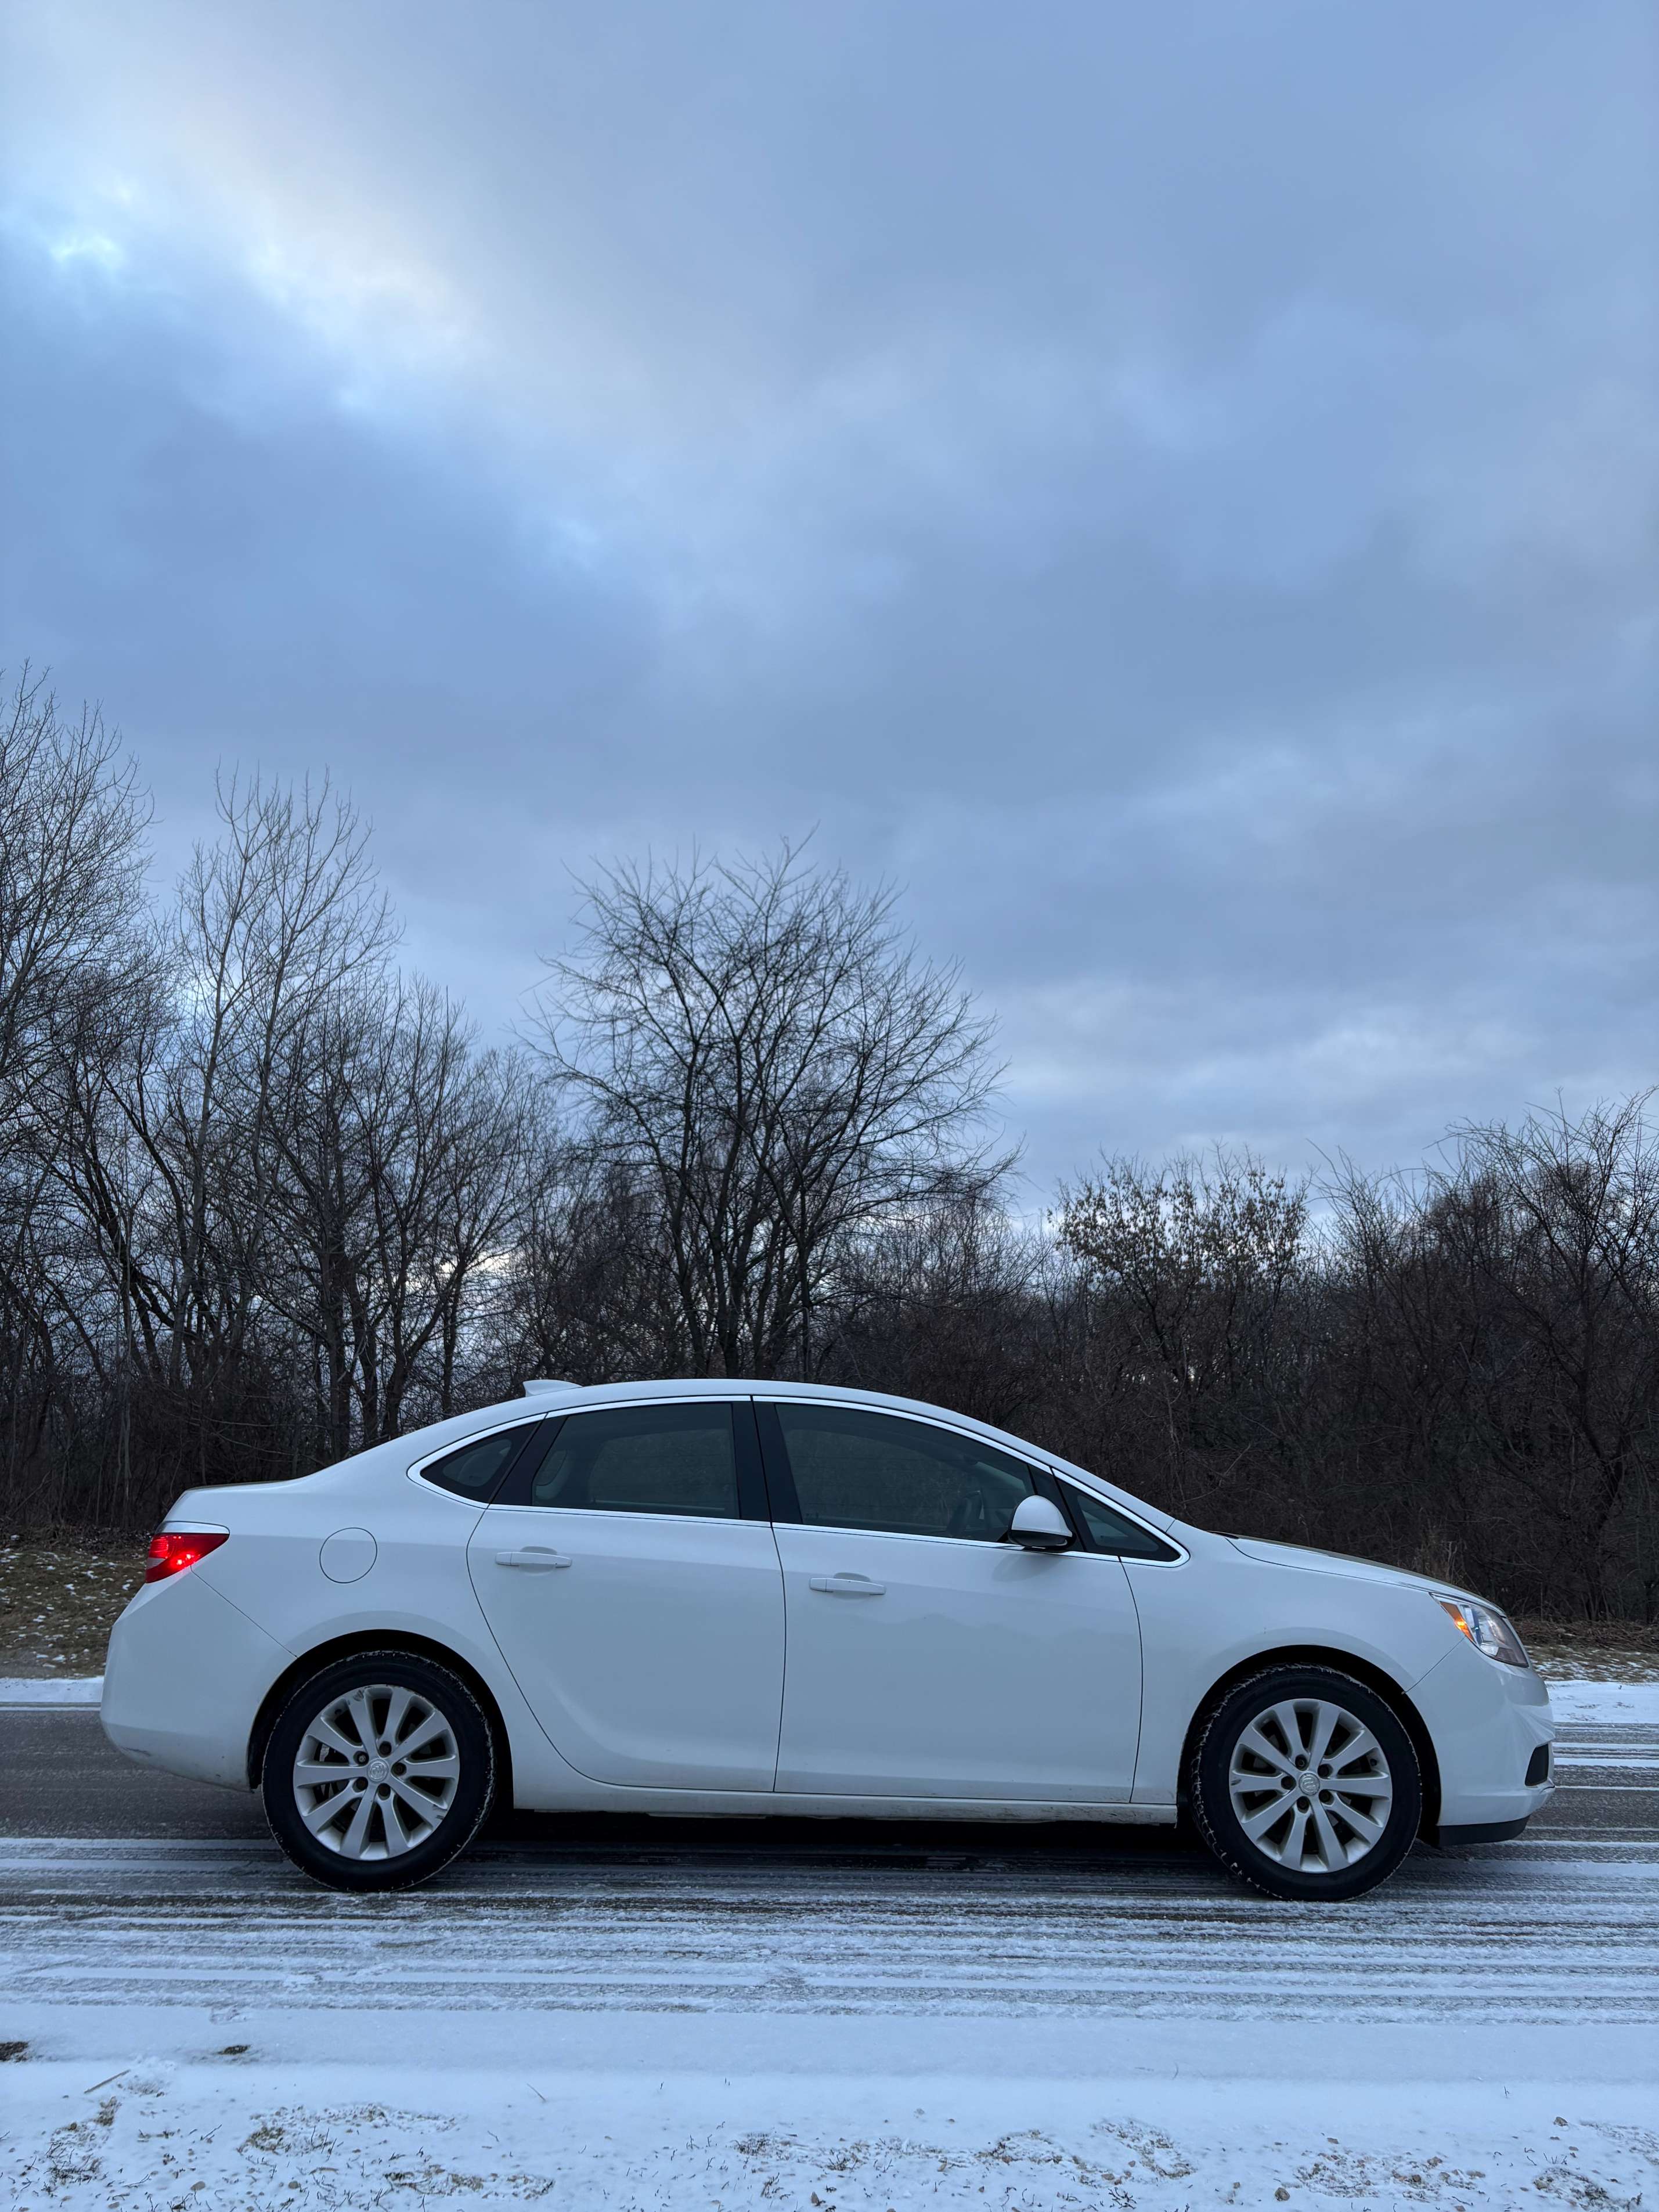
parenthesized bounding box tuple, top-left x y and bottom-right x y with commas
(2, 674, 1654, 1619)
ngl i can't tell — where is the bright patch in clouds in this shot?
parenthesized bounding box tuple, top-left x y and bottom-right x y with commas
(2, 0, 1655, 1188)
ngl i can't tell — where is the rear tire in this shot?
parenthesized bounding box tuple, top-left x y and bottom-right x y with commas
(264, 1650, 495, 1893)
(1189, 1665, 1421, 1901)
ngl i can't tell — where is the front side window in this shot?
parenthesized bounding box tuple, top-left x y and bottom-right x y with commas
(419, 1423, 540, 1500)
(1065, 1483, 1181, 1562)
(518, 1403, 740, 1519)
(773, 1404, 1040, 1541)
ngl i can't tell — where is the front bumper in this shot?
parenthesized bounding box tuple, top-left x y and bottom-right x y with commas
(1436, 1814, 1532, 1847)
(1411, 1641, 1555, 1842)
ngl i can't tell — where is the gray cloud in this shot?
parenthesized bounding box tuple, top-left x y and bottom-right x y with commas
(2, 0, 1655, 1191)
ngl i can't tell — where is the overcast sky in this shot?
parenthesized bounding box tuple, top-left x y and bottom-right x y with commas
(3, 1, 1655, 1194)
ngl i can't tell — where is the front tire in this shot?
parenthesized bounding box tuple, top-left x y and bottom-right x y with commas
(1189, 1665, 1421, 1901)
(264, 1651, 495, 1893)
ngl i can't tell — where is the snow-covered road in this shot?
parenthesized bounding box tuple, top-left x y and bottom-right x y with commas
(3, 1688, 1655, 2207)
(4, 1706, 1656, 2028)
(2, 1821, 1656, 2027)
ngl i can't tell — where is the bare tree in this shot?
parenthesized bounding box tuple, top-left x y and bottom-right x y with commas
(0, 671, 150, 1112)
(3, 668, 1653, 1624)
(500, 1139, 693, 1386)
(827, 1184, 1050, 1429)
(56, 773, 396, 1487)
(1437, 1101, 1659, 1615)
(1056, 1149, 1312, 1519)
(263, 978, 532, 1458)
(0, 672, 150, 1515)
(1317, 1107, 1659, 1616)
(529, 845, 1007, 1376)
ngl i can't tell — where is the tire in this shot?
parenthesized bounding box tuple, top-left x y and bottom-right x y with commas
(263, 1650, 496, 1893)
(1188, 1665, 1422, 1901)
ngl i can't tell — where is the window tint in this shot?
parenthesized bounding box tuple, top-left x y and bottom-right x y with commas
(421, 1424, 537, 1501)
(1065, 1484, 1180, 1562)
(522, 1404, 740, 1519)
(774, 1404, 1040, 1541)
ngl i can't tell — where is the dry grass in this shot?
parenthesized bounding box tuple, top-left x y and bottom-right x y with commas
(1516, 1616, 1659, 1683)
(0, 1537, 143, 1676)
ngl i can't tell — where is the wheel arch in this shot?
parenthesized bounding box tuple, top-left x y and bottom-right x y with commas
(247, 1630, 515, 1810)
(1177, 1644, 1441, 1836)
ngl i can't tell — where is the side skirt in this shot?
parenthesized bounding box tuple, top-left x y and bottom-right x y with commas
(511, 1785, 1180, 1825)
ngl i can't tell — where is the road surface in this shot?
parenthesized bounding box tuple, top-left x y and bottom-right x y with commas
(2, 1701, 1654, 2027)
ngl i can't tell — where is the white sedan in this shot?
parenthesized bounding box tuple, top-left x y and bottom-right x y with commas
(102, 1378, 1554, 1900)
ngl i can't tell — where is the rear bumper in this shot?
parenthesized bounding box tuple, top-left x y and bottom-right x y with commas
(102, 1569, 294, 1791)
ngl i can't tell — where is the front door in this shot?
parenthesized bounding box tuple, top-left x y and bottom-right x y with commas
(468, 1400, 785, 1791)
(765, 1402, 1142, 1801)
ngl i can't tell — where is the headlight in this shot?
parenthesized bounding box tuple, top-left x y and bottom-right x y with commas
(1436, 1594, 1531, 1669)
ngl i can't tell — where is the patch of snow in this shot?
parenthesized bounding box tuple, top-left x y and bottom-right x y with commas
(1544, 1679, 1659, 1724)
(3, 2059, 1655, 2210)
(0, 1675, 102, 1705)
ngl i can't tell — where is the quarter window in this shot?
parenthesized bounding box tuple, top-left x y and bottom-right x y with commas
(1065, 1483, 1181, 1562)
(519, 1403, 741, 1519)
(420, 1424, 539, 1501)
(772, 1404, 1041, 1541)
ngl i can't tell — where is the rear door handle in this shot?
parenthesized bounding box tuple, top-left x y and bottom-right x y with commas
(496, 1547, 572, 1569)
(809, 1575, 885, 1596)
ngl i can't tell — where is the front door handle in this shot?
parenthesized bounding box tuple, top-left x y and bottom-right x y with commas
(809, 1574, 886, 1596)
(496, 1547, 572, 1569)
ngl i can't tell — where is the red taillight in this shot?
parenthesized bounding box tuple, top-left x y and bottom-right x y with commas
(145, 1529, 229, 1583)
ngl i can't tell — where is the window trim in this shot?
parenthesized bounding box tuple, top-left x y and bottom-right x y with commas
(486, 1396, 765, 1524)
(406, 1415, 550, 1504)
(753, 1395, 1066, 1548)
(752, 1399, 799, 1522)
(731, 1400, 771, 1522)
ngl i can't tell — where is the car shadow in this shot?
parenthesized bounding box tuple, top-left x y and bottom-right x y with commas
(486, 1802, 1205, 1870)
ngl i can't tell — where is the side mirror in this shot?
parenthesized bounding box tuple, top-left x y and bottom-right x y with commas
(1005, 1496, 1072, 1552)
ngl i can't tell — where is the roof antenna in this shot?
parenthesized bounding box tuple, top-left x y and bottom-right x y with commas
(522, 1378, 581, 1397)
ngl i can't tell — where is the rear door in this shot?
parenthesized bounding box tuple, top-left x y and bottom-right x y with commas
(763, 1402, 1142, 1802)
(467, 1400, 785, 1791)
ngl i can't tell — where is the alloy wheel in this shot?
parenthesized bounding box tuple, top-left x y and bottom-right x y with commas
(1227, 1695, 1394, 1874)
(290, 1681, 462, 1860)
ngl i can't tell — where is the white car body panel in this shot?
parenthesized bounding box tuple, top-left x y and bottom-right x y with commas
(103, 1569, 295, 1789)
(1126, 1532, 1460, 1805)
(1410, 1642, 1553, 1830)
(468, 1505, 786, 1790)
(773, 1524, 1140, 1800)
(100, 1377, 1556, 1848)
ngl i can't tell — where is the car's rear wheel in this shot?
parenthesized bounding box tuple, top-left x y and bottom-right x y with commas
(264, 1651, 495, 1892)
(1189, 1665, 1421, 1901)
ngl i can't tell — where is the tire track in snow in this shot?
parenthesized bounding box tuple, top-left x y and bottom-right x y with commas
(3, 1716, 1652, 2026)
(3, 1839, 1653, 2023)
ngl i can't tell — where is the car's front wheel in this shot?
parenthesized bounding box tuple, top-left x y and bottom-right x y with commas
(263, 1651, 496, 1892)
(1189, 1665, 1422, 1901)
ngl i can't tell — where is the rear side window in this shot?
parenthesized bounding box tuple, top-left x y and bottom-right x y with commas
(518, 1403, 740, 1519)
(420, 1424, 540, 1500)
(1065, 1483, 1181, 1562)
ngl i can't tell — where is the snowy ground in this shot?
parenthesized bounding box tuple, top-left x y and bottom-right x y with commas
(6, 2055, 1658, 2210)
(1545, 1678, 1659, 1722)
(3, 1680, 1655, 2209)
